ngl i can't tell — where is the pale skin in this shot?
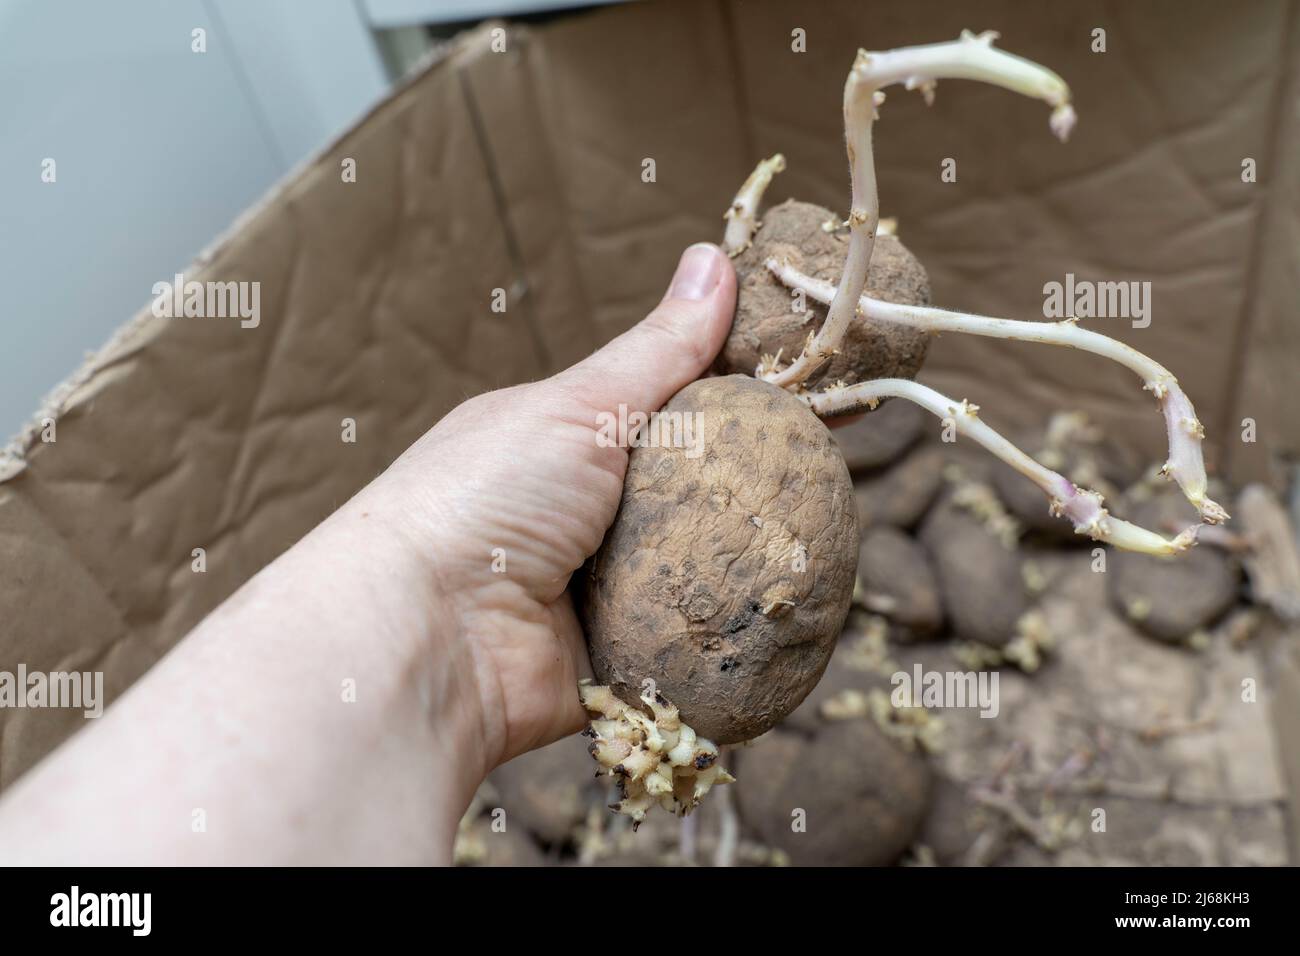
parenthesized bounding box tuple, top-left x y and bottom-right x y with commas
(0, 242, 738, 866)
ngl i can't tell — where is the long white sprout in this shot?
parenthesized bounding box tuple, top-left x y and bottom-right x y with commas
(722, 153, 787, 257)
(806, 379, 1200, 556)
(719, 31, 1228, 550)
(760, 30, 1073, 391)
(765, 259, 1229, 525)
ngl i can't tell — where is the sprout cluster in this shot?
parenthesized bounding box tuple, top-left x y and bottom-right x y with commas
(579, 681, 735, 828)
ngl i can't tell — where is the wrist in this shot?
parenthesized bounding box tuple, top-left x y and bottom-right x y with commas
(334, 477, 505, 786)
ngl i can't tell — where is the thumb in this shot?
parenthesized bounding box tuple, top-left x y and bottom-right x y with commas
(551, 243, 736, 416)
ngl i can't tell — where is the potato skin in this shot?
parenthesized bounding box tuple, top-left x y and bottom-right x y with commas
(719, 199, 932, 393)
(582, 375, 858, 744)
(918, 496, 1027, 648)
(734, 720, 932, 866)
(1106, 488, 1239, 643)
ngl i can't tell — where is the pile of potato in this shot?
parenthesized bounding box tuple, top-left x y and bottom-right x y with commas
(457, 400, 1289, 866)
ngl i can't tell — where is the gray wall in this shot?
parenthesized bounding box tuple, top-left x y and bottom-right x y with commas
(0, 0, 389, 436)
(0, 0, 620, 437)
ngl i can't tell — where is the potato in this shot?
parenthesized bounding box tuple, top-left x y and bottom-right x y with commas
(858, 527, 944, 637)
(831, 397, 925, 473)
(718, 199, 931, 392)
(778, 629, 892, 735)
(854, 444, 945, 532)
(734, 720, 931, 866)
(919, 496, 1028, 648)
(581, 374, 858, 744)
(917, 773, 985, 866)
(1106, 487, 1239, 642)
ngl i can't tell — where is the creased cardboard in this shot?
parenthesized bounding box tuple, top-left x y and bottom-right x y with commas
(1, 2, 1296, 800)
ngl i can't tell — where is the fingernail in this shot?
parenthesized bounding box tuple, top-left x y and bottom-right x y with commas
(668, 243, 724, 301)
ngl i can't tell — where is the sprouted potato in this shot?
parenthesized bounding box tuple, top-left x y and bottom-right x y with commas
(579, 30, 1227, 826)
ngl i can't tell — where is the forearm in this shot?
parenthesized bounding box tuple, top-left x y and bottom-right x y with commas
(0, 487, 484, 865)
(0, 242, 734, 865)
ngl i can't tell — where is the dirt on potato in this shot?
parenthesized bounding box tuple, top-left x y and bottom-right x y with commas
(581, 374, 859, 745)
(719, 199, 932, 393)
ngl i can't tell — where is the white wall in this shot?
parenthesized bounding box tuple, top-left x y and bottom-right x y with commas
(363, 0, 612, 29)
(0, 0, 620, 436)
(0, 0, 390, 436)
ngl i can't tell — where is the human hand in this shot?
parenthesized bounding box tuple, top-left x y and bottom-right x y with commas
(365, 242, 738, 775)
(0, 243, 738, 865)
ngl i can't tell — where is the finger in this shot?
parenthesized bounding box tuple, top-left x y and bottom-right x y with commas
(550, 243, 737, 416)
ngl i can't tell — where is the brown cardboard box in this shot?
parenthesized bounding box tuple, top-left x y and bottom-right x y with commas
(1, 0, 1296, 814)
